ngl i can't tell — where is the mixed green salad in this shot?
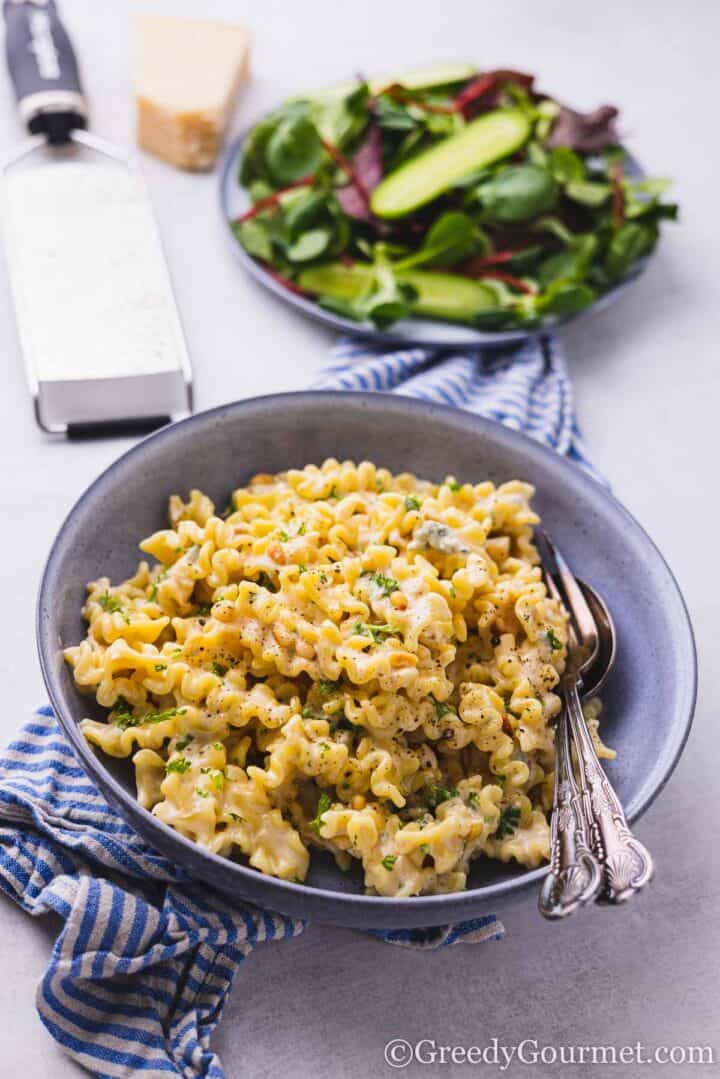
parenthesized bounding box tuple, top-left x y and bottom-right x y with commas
(233, 63, 677, 331)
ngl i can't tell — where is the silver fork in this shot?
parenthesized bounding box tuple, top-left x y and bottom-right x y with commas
(539, 566, 603, 918)
(541, 531, 654, 907)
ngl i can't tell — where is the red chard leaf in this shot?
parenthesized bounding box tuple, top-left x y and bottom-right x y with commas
(547, 104, 620, 152)
(454, 69, 536, 116)
(336, 124, 383, 222)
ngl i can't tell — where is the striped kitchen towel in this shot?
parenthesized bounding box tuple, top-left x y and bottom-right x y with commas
(0, 709, 504, 1078)
(314, 332, 601, 478)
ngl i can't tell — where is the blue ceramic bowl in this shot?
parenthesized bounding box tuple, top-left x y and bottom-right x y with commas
(37, 393, 696, 928)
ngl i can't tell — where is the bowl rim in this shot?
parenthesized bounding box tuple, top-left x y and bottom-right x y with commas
(36, 391, 698, 923)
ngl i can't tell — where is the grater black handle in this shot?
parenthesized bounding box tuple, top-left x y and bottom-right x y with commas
(3, 0, 87, 143)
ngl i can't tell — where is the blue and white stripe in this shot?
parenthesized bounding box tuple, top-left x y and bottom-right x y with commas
(315, 333, 600, 477)
(0, 710, 504, 1077)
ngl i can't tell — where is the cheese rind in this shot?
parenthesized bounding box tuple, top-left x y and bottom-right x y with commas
(133, 15, 250, 171)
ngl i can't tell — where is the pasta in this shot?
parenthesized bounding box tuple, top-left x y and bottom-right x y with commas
(65, 459, 614, 897)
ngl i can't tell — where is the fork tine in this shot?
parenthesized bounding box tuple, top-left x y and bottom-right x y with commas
(536, 534, 579, 648)
(539, 530, 597, 650)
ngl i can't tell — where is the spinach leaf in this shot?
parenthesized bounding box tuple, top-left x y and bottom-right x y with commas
(533, 215, 576, 246)
(548, 146, 586, 183)
(535, 281, 595, 317)
(415, 211, 489, 268)
(537, 234, 597, 288)
(239, 115, 280, 185)
(565, 179, 611, 207)
(475, 165, 559, 223)
(375, 94, 418, 132)
(312, 82, 370, 147)
(284, 190, 328, 239)
(286, 227, 332, 263)
(267, 116, 324, 185)
(233, 218, 274, 262)
(605, 222, 657, 279)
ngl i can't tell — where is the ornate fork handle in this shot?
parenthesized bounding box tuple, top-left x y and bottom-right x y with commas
(565, 683, 654, 903)
(539, 709, 603, 919)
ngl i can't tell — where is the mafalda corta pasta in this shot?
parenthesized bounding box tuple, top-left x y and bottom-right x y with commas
(65, 459, 614, 897)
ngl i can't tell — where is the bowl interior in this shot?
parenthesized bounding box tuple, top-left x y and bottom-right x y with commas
(38, 393, 696, 927)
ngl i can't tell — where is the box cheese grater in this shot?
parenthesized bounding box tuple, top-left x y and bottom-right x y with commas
(1, 0, 192, 435)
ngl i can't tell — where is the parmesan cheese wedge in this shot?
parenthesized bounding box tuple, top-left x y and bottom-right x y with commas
(133, 15, 250, 171)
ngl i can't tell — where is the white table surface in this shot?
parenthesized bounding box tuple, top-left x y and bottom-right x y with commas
(1, 1, 717, 1075)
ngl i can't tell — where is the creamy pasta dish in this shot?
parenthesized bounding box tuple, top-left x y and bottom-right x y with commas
(66, 459, 613, 897)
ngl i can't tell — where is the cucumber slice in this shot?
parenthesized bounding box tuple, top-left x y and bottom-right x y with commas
(311, 63, 478, 102)
(298, 263, 497, 324)
(399, 269, 497, 321)
(371, 108, 530, 219)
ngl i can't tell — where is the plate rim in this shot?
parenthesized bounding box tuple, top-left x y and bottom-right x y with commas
(36, 391, 697, 926)
(219, 121, 649, 349)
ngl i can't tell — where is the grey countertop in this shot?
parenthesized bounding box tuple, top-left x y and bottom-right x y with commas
(0, 1, 717, 1076)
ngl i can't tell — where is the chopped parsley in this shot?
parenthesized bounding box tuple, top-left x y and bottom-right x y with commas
(256, 571, 278, 593)
(115, 706, 186, 731)
(448, 583, 457, 599)
(426, 785, 459, 810)
(362, 570, 399, 596)
(296, 522, 306, 536)
(353, 621, 401, 643)
(546, 628, 563, 652)
(382, 855, 397, 871)
(196, 788, 210, 798)
(319, 678, 340, 695)
(311, 792, 332, 835)
(434, 699, 452, 720)
(495, 805, 521, 839)
(154, 663, 166, 672)
(98, 592, 123, 613)
(112, 707, 137, 730)
(229, 812, 244, 823)
(278, 530, 290, 542)
(503, 693, 513, 710)
(328, 484, 338, 499)
(211, 662, 228, 677)
(301, 706, 315, 718)
(196, 603, 212, 617)
(166, 756, 191, 775)
(446, 479, 462, 492)
(175, 734, 194, 751)
(98, 592, 130, 623)
(211, 771, 223, 791)
(148, 569, 167, 602)
(468, 792, 480, 809)
(404, 494, 421, 512)
(297, 564, 307, 574)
